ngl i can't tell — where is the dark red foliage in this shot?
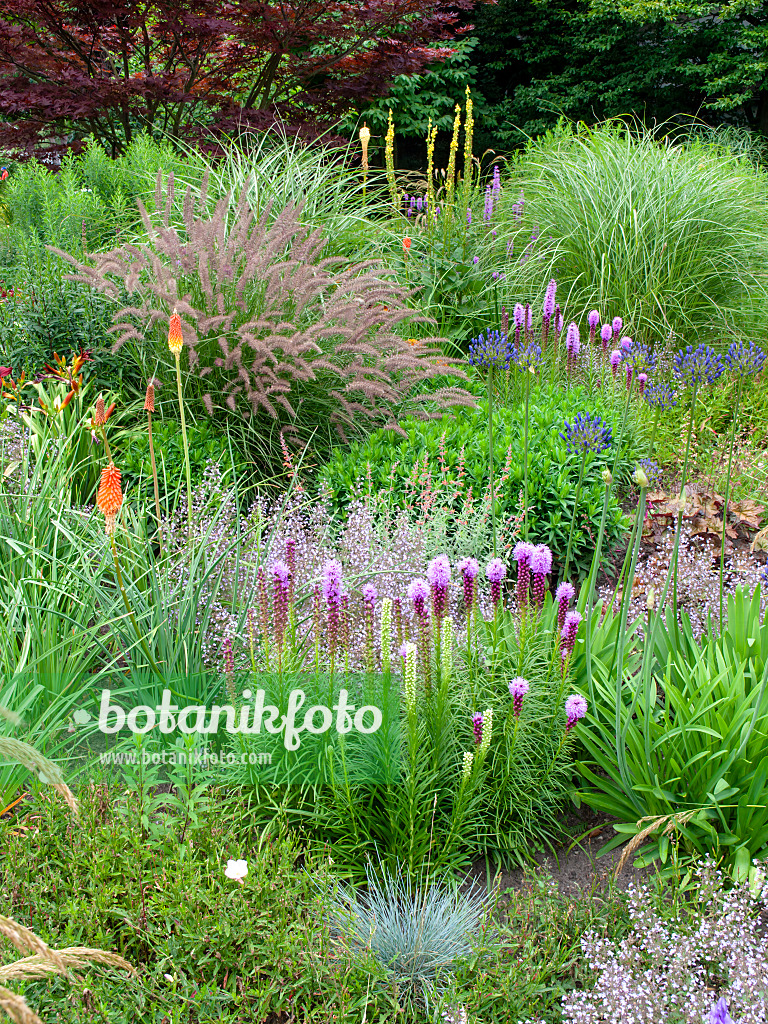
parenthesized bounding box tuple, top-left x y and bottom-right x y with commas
(0, 0, 476, 157)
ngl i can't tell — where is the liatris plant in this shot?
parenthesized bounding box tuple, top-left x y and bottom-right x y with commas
(508, 676, 529, 718)
(407, 576, 432, 691)
(542, 278, 557, 349)
(612, 316, 623, 343)
(609, 349, 622, 378)
(600, 323, 612, 357)
(472, 710, 483, 744)
(564, 323, 580, 379)
(559, 412, 613, 579)
(530, 544, 553, 606)
(719, 338, 767, 621)
(588, 310, 600, 346)
(513, 541, 535, 609)
(486, 558, 506, 611)
(381, 597, 392, 675)
(458, 556, 479, 615)
(427, 555, 451, 624)
(560, 610, 582, 668)
(555, 581, 576, 631)
(564, 693, 588, 732)
(468, 329, 513, 554)
(272, 560, 291, 667)
(322, 558, 343, 676)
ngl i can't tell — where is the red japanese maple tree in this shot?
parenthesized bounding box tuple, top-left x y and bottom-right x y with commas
(0, 0, 475, 157)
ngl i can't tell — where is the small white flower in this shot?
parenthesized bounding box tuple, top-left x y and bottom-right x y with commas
(224, 858, 248, 883)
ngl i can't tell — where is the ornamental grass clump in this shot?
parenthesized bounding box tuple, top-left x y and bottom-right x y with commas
(54, 171, 472, 447)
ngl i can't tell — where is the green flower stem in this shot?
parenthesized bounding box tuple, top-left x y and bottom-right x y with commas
(109, 536, 162, 678)
(581, 477, 612, 708)
(175, 352, 193, 526)
(146, 410, 163, 556)
(523, 368, 530, 540)
(487, 366, 496, 556)
(562, 449, 587, 581)
(615, 483, 647, 803)
(671, 382, 698, 614)
(720, 377, 743, 626)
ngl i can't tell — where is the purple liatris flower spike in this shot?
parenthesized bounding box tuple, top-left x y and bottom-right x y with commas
(609, 349, 622, 376)
(472, 710, 483, 745)
(708, 997, 735, 1024)
(588, 310, 600, 344)
(638, 371, 648, 394)
(542, 278, 557, 346)
(223, 635, 234, 677)
(427, 555, 451, 621)
(626, 362, 633, 390)
(472, 255, 479, 265)
(620, 335, 633, 352)
(556, 581, 576, 631)
(561, 609, 582, 660)
(560, 413, 613, 454)
(612, 316, 623, 340)
(554, 304, 562, 336)
(458, 556, 479, 612)
(530, 544, 552, 606)
(513, 302, 525, 329)
(486, 558, 506, 606)
(600, 323, 612, 353)
(407, 577, 429, 617)
(508, 676, 529, 718)
(565, 693, 588, 732)
(362, 582, 376, 671)
(501, 306, 509, 337)
(322, 558, 343, 658)
(673, 344, 724, 387)
(513, 541, 535, 607)
(565, 322, 580, 354)
(492, 164, 501, 197)
(466, 207, 472, 225)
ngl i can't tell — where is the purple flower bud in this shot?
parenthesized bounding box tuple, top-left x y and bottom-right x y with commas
(609, 349, 622, 375)
(472, 710, 484, 744)
(427, 555, 451, 621)
(612, 316, 623, 339)
(458, 556, 480, 611)
(588, 310, 600, 330)
(407, 577, 430, 617)
(600, 323, 612, 352)
(556, 581, 576, 630)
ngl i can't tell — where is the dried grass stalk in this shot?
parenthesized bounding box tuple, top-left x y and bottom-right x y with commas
(0, 916, 134, 1024)
(0, 738, 78, 818)
(0, 985, 43, 1024)
(54, 173, 474, 435)
(615, 810, 697, 876)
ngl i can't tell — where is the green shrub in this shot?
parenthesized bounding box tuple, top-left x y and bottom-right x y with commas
(319, 382, 639, 578)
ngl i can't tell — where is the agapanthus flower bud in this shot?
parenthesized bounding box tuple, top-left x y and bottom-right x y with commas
(508, 677, 529, 718)
(565, 693, 588, 732)
(633, 465, 649, 488)
(646, 586, 656, 611)
(602, 468, 613, 485)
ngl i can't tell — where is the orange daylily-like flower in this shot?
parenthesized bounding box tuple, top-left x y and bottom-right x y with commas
(402, 236, 411, 253)
(168, 310, 183, 356)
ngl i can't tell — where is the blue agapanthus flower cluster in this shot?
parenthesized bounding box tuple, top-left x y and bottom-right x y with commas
(637, 457, 661, 488)
(468, 329, 513, 370)
(725, 339, 767, 378)
(673, 344, 724, 387)
(560, 413, 613, 454)
(514, 339, 542, 371)
(626, 342, 657, 374)
(643, 380, 678, 410)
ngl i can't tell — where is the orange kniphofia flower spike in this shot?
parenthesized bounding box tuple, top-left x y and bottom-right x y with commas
(104, 402, 116, 422)
(168, 310, 183, 356)
(97, 463, 123, 516)
(402, 236, 411, 252)
(93, 396, 106, 426)
(144, 383, 155, 412)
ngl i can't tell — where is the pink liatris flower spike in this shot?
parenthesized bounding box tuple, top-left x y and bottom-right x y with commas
(600, 323, 612, 355)
(272, 560, 291, 654)
(321, 559, 343, 659)
(638, 372, 648, 395)
(565, 693, 588, 732)
(407, 577, 430, 617)
(486, 558, 506, 607)
(458, 557, 479, 612)
(472, 710, 484, 745)
(513, 541, 535, 608)
(529, 544, 552, 605)
(427, 555, 451, 622)
(555, 581, 576, 631)
(508, 676, 529, 718)
(561, 609, 583, 661)
(609, 349, 622, 377)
